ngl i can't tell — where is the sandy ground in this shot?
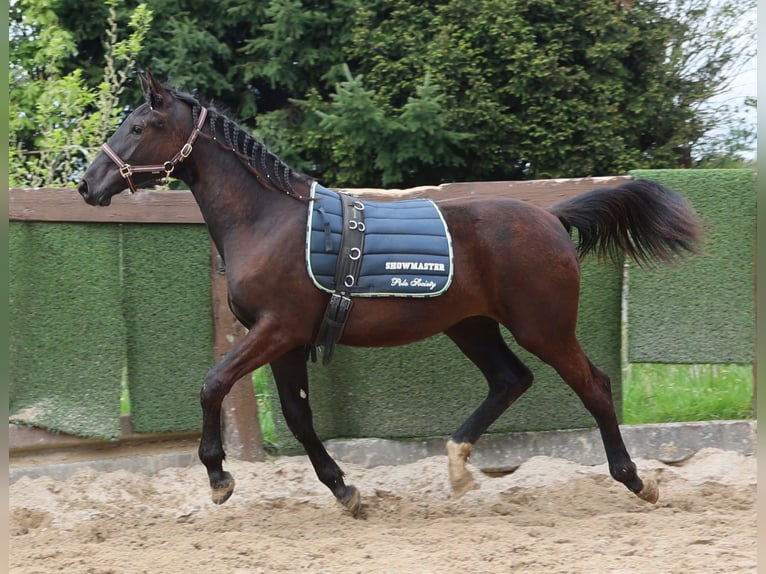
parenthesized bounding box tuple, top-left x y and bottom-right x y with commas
(9, 447, 756, 574)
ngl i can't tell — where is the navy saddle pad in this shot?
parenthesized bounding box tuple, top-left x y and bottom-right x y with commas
(306, 183, 454, 297)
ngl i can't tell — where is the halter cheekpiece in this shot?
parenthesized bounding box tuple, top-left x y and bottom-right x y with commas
(101, 106, 208, 194)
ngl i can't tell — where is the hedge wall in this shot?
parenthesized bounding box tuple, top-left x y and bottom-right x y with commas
(9, 222, 214, 438)
(627, 169, 755, 364)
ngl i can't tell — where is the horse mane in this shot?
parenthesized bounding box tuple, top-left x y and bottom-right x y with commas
(169, 88, 311, 200)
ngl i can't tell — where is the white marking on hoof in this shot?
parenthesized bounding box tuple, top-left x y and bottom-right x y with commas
(447, 440, 476, 498)
(299, 388, 307, 399)
(636, 477, 659, 504)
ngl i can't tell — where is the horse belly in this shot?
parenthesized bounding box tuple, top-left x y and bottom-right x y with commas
(336, 293, 477, 347)
(337, 289, 481, 348)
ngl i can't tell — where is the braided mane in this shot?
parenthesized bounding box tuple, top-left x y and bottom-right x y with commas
(171, 89, 310, 200)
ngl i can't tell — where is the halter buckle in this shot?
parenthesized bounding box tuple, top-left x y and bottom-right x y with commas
(119, 164, 133, 179)
(180, 143, 193, 158)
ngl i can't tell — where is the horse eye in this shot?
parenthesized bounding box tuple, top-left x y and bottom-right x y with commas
(131, 125, 144, 135)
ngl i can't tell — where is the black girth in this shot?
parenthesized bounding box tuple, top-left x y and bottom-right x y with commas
(314, 193, 366, 365)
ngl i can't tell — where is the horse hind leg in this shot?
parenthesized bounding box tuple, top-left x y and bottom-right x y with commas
(270, 348, 362, 517)
(527, 335, 658, 504)
(584, 357, 659, 503)
(445, 317, 534, 498)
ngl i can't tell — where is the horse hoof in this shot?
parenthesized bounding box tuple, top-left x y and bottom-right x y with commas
(636, 477, 659, 504)
(211, 472, 236, 505)
(447, 440, 476, 498)
(340, 486, 362, 518)
(450, 472, 476, 499)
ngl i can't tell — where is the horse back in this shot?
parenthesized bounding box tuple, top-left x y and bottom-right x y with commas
(336, 195, 582, 347)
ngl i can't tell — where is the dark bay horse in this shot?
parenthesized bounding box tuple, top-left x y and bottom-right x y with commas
(79, 72, 701, 517)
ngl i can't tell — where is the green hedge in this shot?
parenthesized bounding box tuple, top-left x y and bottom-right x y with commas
(121, 224, 213, 433)
(9, 222, 126, 439)
(627, 170, 755, 363)
(9, 222, 214, 439)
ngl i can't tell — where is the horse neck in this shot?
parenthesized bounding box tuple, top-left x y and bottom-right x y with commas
(180, 137, 308, 256)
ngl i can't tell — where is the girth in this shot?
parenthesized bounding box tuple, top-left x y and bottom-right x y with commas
(307, 182, 454, 364)
(314, 193, 366, 365)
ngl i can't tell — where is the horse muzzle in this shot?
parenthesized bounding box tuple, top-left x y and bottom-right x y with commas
(78, 179, 113, 206)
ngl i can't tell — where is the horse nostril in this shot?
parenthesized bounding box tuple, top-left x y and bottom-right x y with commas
(78, 180, 89, 197)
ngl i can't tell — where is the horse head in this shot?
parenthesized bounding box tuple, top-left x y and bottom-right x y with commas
(78, 71, 201, 206)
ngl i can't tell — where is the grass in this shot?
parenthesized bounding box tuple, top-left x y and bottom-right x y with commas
(120, 367, 131, 415)
(253, 367, 278, 447)
(621, 363, 754, 424)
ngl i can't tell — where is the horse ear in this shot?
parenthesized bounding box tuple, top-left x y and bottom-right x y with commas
(139, 70, 167, 109)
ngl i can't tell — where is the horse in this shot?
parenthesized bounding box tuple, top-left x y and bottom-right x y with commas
(79, 72, 702, 517)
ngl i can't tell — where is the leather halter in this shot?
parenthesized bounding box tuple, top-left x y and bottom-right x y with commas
(101, 106, 208, 194)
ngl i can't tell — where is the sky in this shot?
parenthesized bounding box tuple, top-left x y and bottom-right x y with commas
(720, 59, 758, 159)
(705, 2, 758, 159)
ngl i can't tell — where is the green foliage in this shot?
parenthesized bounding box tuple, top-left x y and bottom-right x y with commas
(98, 0, 153, 142)
(9, 0, 153, 187)
(10, 0, 755, 188)
(9, 69, 95, 187)
(295, 66, 470, 186)
(253, 0, 756, 185)
(239, 0, 356, 96)
(51, 0, 246, 106)
(313, 66, 387, 186)
(253, 368, 277, 449)
(693, 97, 757, 168)
(377, 75, 472, 186)
(622, 363, 754, 424)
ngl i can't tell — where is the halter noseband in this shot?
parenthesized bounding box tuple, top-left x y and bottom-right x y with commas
(100, 106, 208, 194)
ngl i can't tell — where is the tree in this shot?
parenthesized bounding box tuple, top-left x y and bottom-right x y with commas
(51, 0, 274, 118)
(11, 0, 756, 188)
(248, 0, 756, 185)
(288, 66, 471, 187)
(640, 0, 757, 167)
(9, 0, 153, 187)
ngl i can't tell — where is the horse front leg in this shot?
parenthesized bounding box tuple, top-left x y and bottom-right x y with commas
(198, 317, 291, 505)
(444, 317, 534, 498)
(270, 348, 362, 517)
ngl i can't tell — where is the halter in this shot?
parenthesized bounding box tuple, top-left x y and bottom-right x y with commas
(100, 106, 208, 194)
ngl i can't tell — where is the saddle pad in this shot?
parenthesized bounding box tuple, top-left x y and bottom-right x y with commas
(306, 182, 454, 297)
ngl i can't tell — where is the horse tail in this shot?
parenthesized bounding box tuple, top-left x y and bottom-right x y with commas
(548, 178, 703, 266)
